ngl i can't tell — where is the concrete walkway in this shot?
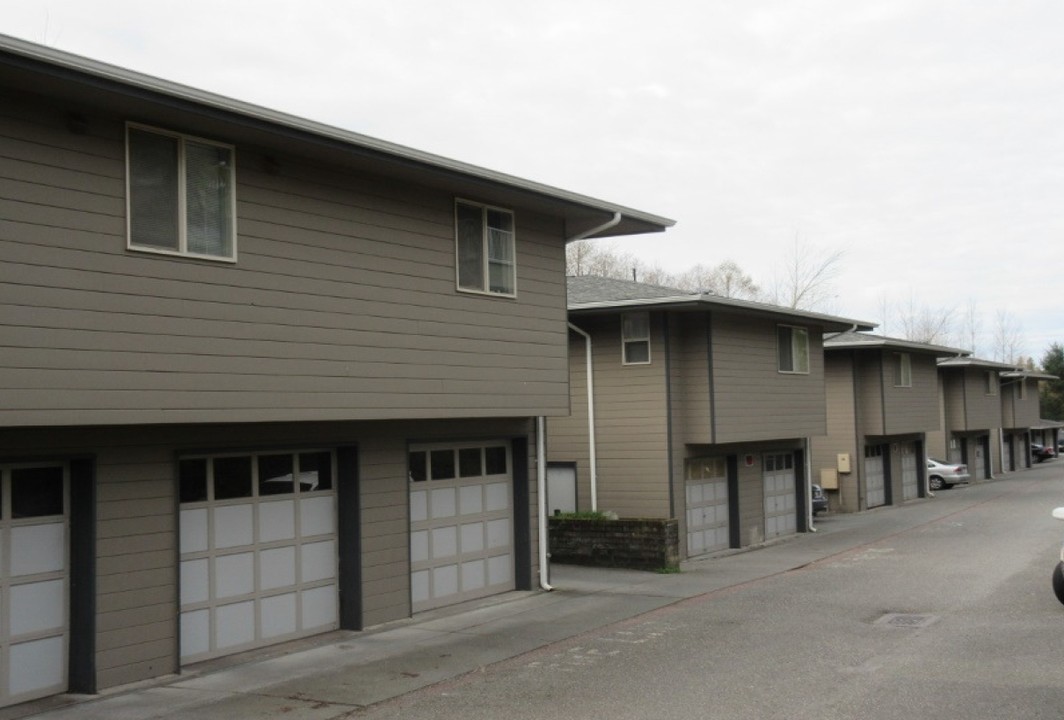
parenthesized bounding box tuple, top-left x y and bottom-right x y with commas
(3, 475, 1039, 720)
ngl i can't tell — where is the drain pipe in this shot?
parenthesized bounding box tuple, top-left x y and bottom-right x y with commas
(536, 416, 553, 591)
(568, 322, 598, 512)
(532, 212, 621, 591)
(805, 437, 817, 533)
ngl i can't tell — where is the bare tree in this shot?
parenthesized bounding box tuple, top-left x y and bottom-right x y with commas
(673, 260, 761, 299)
(894, 294, 955, 345)
(991, 309, 1025, 364)
(770, 234, 844, 310)
(566, 240, 639, 279)
(960, 298, 981, 355)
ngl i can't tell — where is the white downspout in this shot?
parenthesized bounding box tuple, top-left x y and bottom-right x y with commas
(805, 437, 816, 532)
(535, 214, 623, 592)
(536, 416, 553, 591)
(567, 322, 598, 512)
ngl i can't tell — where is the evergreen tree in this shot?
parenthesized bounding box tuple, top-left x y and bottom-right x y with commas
(1040, 343, 1064, 420)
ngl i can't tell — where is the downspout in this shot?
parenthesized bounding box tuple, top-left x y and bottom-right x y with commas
(536, 416, 553, 591)
(805, 437, 816, 532)
(567, 322, 599, 512)
(534, 212, 622, 591)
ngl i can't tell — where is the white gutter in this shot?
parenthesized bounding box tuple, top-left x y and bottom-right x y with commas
(568, 322, 598, 511)
(536, 416, 553, 591)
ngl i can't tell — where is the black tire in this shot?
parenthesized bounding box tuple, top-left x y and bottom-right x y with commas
(1053, 562, 1064, 606)
(929, 475, 944, 491)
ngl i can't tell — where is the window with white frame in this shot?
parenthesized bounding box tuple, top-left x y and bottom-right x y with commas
(622, 312, 651, 364)
(986, 371, 998, 395)
(1018, 378, 1027, 400)
(455, 200, 515, 296)
(127, 124, 236, 260)
(893, 353, 912, 387)
(777, 325, 809, 374)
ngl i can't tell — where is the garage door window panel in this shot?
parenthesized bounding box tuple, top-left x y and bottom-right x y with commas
(178, 450, 338, 663)
(409, 442, 515, 612)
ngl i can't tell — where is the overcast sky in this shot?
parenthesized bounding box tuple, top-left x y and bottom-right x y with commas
(5, 1, 1063, 360)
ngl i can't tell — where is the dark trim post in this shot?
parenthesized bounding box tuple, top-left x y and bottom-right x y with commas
(68, 457, 96, 694)
(336, 446, 362, 631)
(512, 437, 532, 591)
(727, 455, 741, 549)
(795, 448, 809, 532)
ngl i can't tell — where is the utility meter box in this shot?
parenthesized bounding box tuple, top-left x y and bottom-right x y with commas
(837, 453, 852, 474)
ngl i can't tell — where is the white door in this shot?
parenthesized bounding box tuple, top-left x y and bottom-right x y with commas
(409, 442, 514, 613)
(972, 440, 987, 480)
(546, 465, 577, 515)
(0, 463, 69, 707)
(686, 457, 729, 557)
(1002, 436, 1013, 472)
(901, 443, 919, 501)
(179, 450, 339, 664)
(865, 446, 886, 508)
(763, 453, 796, 540)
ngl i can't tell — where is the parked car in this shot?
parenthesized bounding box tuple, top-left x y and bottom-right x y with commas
(1032, 443, 1056, 463)
(927, 458, 971, 491)
(812, 484, 828, 515)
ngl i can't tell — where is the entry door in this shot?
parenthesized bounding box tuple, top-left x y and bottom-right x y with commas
(0, 464, 69, 707)
(686, 457, 729, 557)
(901, 443, 919, 501)
(972, 440, 987, 480)
(409, 442, 515, 613)
(763, 453, 796, 540)
(865, 446, 886, 508)
(546, 465, 577, 515)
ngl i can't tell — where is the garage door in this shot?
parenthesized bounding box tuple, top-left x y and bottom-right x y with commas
(179, 450, 339, 664)
(1002, 435, 1013, 472)
(686, 457, 729, 557)
(901, 443, 919, 501)
(0, 463, 68, 707)
(409, 442, 514, 613)
(763, 453, 796, 540)
(865, 445, 886, 508)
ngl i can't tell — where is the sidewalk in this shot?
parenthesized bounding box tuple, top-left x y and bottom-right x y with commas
(4, 479, 1022, 720)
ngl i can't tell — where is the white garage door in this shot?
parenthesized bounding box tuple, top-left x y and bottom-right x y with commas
(179, 450, 338, 664)
(0, 463, 68, 707)
(1002, 435, 1013, 472)
(686, 457, 729, 557)
(763, 453, 796, 540)
(901, 443, 919, 501)
(865, 445, 886, 508)
(546, 465, 577, 515)
(409, 442, 514, 613)
(972, 440, 987, 480)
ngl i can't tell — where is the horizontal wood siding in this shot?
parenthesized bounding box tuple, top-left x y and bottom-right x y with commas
(546, 332, 593, 512)
(854, 353, 885, 436)
(0, 90, 569, 427)
(711, 314, 827, 443)
(881, 353, 941, 435)
(674, 313, 711, 444)
(961, 368, 1003, 430)
(553, 315, 670, 519)
(813, 354, 860, 512)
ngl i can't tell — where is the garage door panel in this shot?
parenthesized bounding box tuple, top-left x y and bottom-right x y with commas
(409, 442, 515, 613)
(178, 449, 339, 664)
(0, 463, 70, 707)
(11, 524, 64, 576)
(685, 457, 729, 558)
(763, 453, 797, 540)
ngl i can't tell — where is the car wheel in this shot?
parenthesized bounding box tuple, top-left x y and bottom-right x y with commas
(1053, 562, 1064, 606)
(929, 476, 944, 491)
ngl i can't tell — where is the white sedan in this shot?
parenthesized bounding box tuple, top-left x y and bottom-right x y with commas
(927, 458, 971, 491)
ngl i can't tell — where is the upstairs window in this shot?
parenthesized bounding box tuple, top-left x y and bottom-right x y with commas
(622, 312, 651, 364)
(456, 200, 515, 296)
(893, 353, 912, 387)
(1018, 379, 1027, 400)
(986, 371, 998, 395)
(777, 325, 809, 374)
(127, 124, 236, 260)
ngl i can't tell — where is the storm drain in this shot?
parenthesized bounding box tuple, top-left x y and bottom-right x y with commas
(873, 613, 939, 629)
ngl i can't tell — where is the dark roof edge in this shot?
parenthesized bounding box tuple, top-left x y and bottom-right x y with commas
(0, 33, 675, 235)
(569, 294, 876, 330)
(824, 333, 970, 357)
